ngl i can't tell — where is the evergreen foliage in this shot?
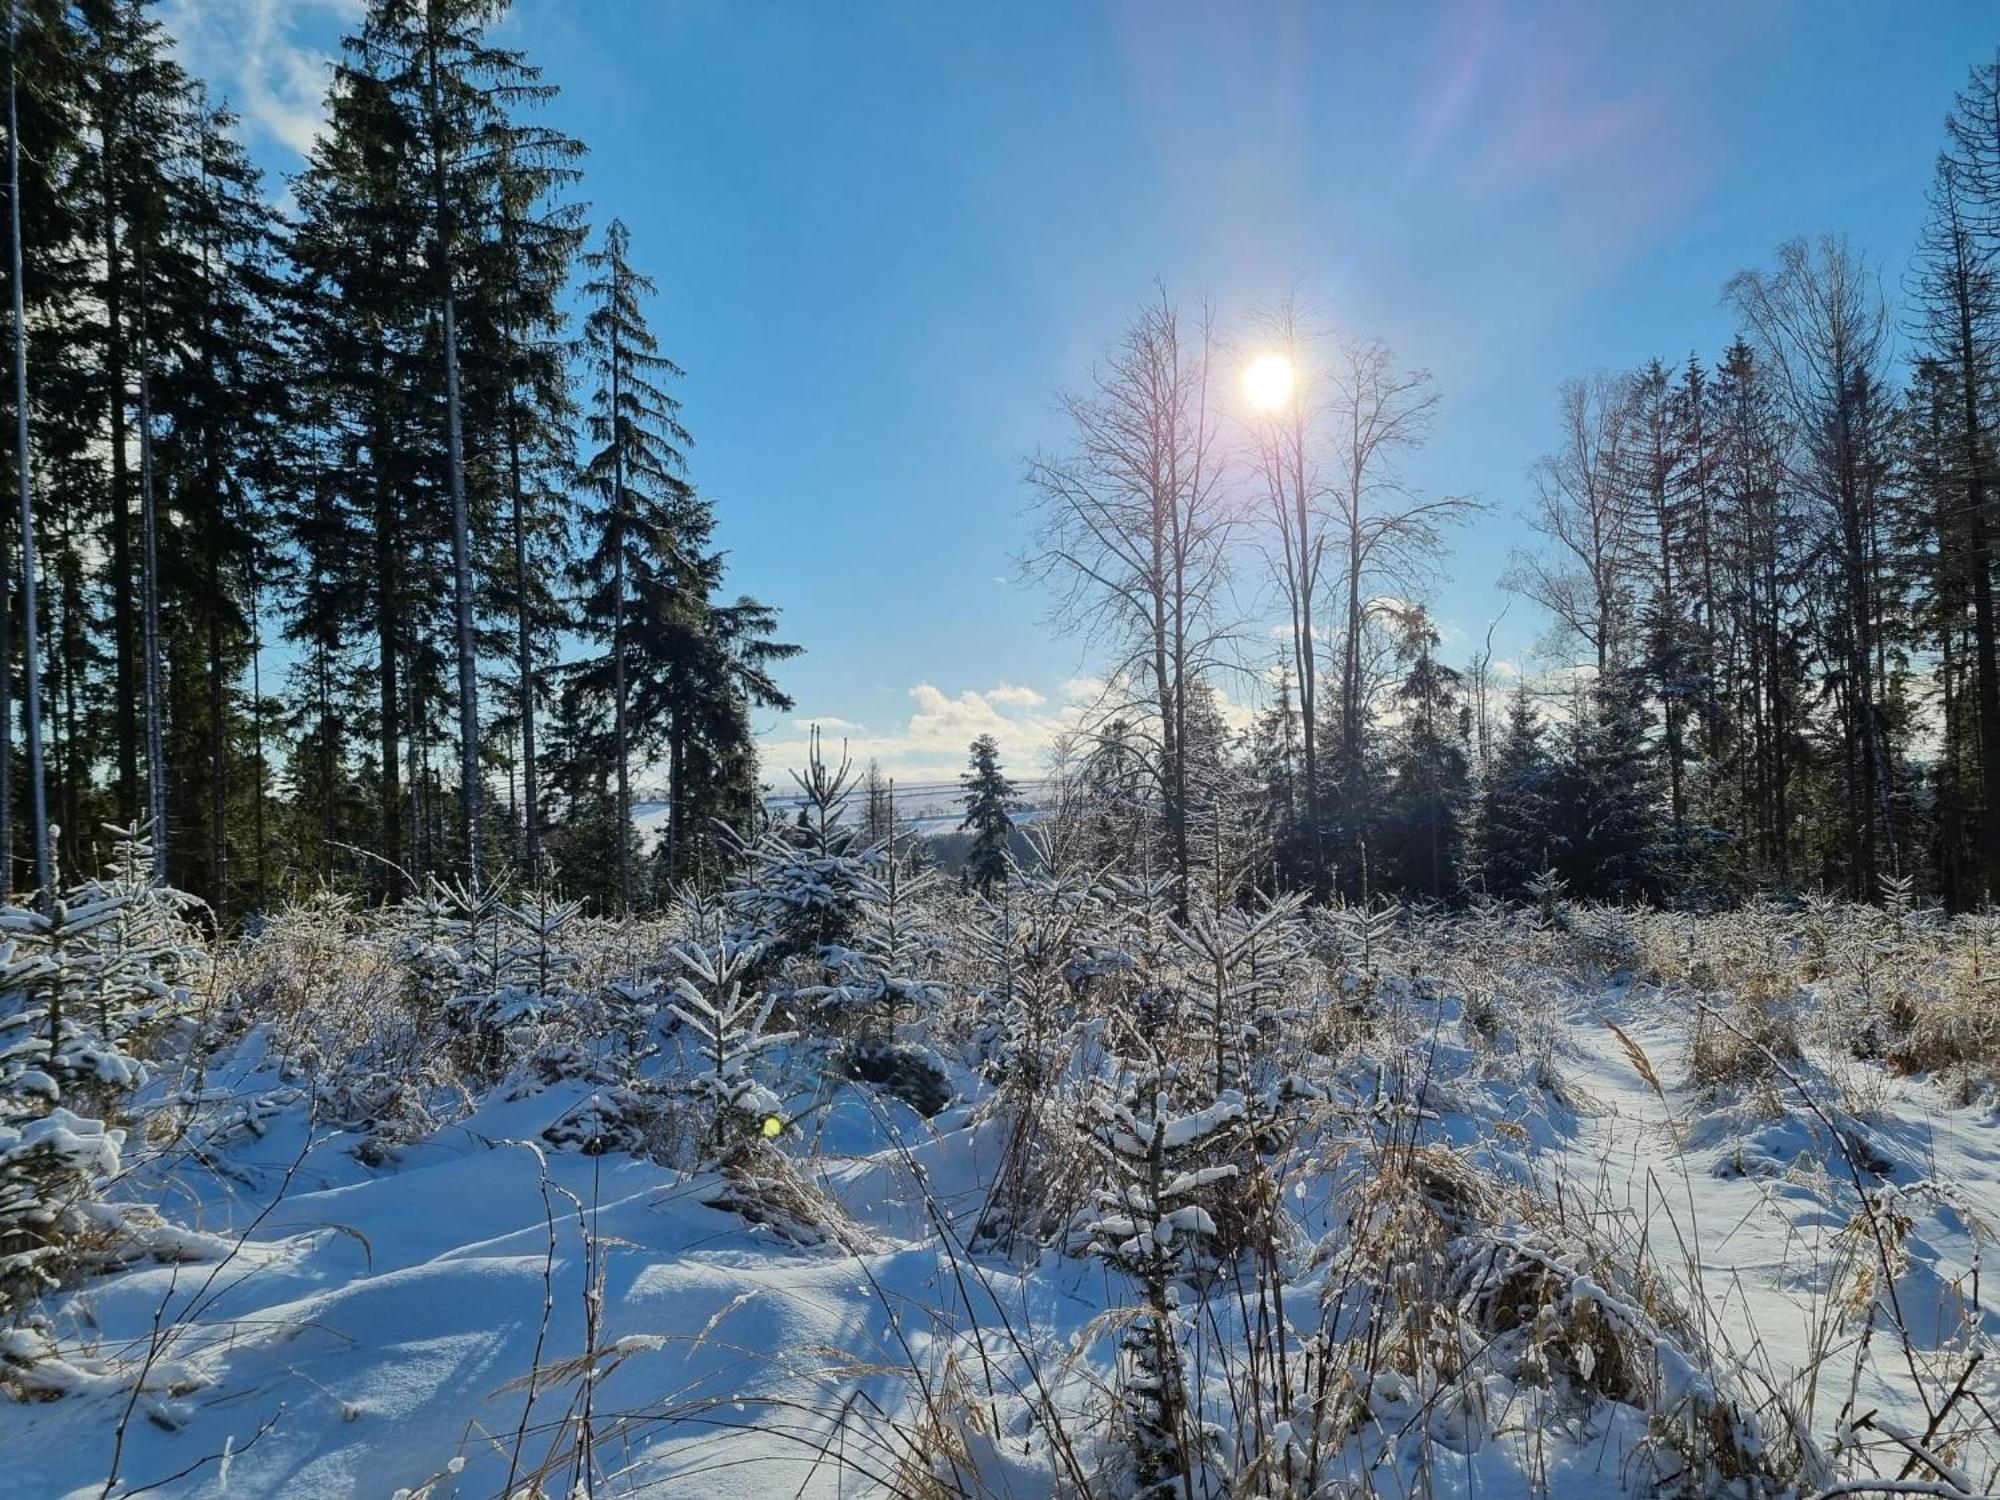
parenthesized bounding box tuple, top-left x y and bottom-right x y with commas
(958, 733, 1017, 895)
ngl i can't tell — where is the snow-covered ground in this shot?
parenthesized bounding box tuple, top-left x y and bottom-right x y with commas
(1558, 982, 2000, 1490)
(2, 900, 1997, 1499)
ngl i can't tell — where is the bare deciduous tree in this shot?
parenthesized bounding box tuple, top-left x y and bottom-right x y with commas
(1022, 291, 1234, 913)
(1323, 339, 1478, 795)
(1243, 298, 1326, 836)
(1506, 373, 1639, 679)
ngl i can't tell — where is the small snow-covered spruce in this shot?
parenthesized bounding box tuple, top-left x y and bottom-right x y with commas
(498, 895, 585, 1003)
(1792, 886, 1848, 979)
(388, 882, 474, 1017)
(1314, 893, 1403, 1007)
(433, 878, 505, 997)
(0, 829, 199, 1333)
(667, 935, 793, 1157)
(667, 934, 864, 1248)
(1171, 889, 1305, 1099)
(1088, 870, 1179, 1033)
(667, 880, 729, 949)
(809, 830, 944, 1044)
(964, 861, 1096, 1252)
(71, 821, 207, 1043)
(0, 891, 148, 1101)
(0, 1107, 123, 1325)
(1524, 866, 1568, 934)
(969, 861, 1091, 1090)
(1083, 1064, 1246, 1499)
(487, 894, 589, 1032)
(1878, 868, 1916, 920)
(728, 729, 879, 964)
(808, 808, 958, 1114)
(433, 886, 586, 1084)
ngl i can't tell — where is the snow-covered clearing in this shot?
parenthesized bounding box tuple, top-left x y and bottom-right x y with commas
(2, 881, 1997, 1499)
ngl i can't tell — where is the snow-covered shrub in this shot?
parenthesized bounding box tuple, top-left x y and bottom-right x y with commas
(728, 731, 879, 967)
(1172, 890, 1304, 1100)
(667, 935, 791, 1156)
(0, 1108, 122, 1325)
(540, 1083, 681, 1158)
(1687, 986, 1803, 1091)
(1082, 1063, 1246, 1498)
(218, 896, 467, 1154)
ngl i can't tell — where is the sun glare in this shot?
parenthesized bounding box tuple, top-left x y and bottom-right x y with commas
(1243, 352, 1295, 410)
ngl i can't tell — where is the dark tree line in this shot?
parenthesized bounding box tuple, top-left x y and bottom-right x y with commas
(1036, 53, 2000, 913)
(0, 0, 795, 918)
(1482, 48, 2000, 913)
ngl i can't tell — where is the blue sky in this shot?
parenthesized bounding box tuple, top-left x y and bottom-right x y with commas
(169, 0, 1996, 783)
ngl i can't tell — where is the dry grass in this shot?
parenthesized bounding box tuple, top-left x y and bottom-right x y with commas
(17, 864, 2000, 1497)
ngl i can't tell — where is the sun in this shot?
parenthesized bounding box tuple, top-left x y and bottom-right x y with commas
(1243, 352, 1296, 411)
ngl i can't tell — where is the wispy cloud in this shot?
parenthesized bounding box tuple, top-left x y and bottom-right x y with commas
(985, 684, 1045, 709)
(163, 0, 356, 159)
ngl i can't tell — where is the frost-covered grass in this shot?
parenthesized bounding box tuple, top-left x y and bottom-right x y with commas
(0, 844, 1997, 1498)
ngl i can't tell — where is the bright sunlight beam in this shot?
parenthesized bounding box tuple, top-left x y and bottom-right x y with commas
(1243, 352, 1296, 410)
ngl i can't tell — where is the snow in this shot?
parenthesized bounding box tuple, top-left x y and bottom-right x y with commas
(1555, 978, 2000, 1477)
(3, 906, 1998, 1498)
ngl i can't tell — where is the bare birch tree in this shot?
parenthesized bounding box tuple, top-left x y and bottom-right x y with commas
(1243, 298, 1326, 845)
(1022, 291, 1234, 914)
(1323, 340, 1478, 802)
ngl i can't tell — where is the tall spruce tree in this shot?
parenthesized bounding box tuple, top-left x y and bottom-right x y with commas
(1561, 667, 1664, 900)
(1472, 684, 1556, 899)
(1912, 138, 2000, 901)
(288, 0, 581, 894)
(569, 218, 694, 913)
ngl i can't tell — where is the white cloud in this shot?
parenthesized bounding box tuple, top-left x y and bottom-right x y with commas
(760, 680, 1081, 783)
(759, 673, 1275, 786)
(986, 684, 1045, 708)
(164, 0, 357, 159)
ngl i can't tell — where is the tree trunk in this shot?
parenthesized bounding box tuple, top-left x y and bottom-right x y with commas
(1953, 269, 2000, 903)
(611, 255, 632, 913)
(206, 497, 227, 918)
(508, 372, 539, 885)
(374, 393, 402, 890)
(8, 0, 47, 907)
(136, 248, 166, 880)
(427, 2, 482, 889)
